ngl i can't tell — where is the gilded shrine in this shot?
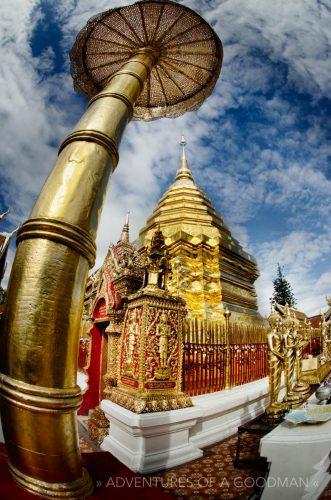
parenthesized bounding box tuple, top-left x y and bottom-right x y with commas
(110, 228, 192, 413)
(79, 137, 266, 423)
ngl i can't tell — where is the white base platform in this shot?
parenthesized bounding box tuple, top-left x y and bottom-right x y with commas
(101, 377, 269, 473)
(260, 394, 331, 500)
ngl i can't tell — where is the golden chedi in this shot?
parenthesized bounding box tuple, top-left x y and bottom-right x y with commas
(137, 137, 262, 325)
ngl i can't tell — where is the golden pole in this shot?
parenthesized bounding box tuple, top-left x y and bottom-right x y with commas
(0, 1, 222, 497)
(0, 48, 157, 498)
(224, 308, 231, 390)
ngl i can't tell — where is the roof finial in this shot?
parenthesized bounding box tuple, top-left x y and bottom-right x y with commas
(175, 134, 194, 183)
(119, 210, 130, 243)
(180, 135, 187, 161)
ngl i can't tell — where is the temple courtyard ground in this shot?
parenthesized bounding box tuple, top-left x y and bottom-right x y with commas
(1, 421, 329, 499)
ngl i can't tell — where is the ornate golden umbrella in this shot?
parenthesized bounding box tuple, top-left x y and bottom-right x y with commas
(70, 0, 222, 120)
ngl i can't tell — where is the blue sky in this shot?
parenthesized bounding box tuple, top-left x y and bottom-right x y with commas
(0, 0, 330, 317)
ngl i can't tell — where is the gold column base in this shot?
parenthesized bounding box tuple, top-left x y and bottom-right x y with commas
(109, 387, 192, 414)
(8, 461, 93, 499)
(87, 406, 109, 445)
(263, 404, 288, 425)
(0, 374, 93, 497)
(283, 392, 304, 409)
(292, 382, 310, 395)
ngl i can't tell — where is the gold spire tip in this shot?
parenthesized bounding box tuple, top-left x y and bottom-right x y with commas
(180, 135, 187, 160)
(119, 211, 130, 243)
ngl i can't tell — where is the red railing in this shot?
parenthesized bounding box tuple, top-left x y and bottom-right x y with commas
(229, 343, 268, 387)
(181, 319, 324, 397)
(182, 341, 268, 396)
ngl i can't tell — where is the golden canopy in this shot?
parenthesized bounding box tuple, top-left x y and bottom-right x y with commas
(70, 0, 223, 120)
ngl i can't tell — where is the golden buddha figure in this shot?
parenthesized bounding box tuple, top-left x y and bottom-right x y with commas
(283, 327, 302, 405)
(320, 312, 328, 361)
(155, 311, 172, 380)
(267, 324, 285, 408)
(124, 310, 140, 376)
(292, 327, 310, 394)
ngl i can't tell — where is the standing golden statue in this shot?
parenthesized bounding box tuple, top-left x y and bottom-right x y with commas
(265, 319, 287, 421)
(155, 311, 171, 380)
(283, 318, 303, 407)
(124, 309, 140, 376)
(267, 325, 285, 407)
(292, 325, 310, 395)
(0, 2, 223, 497)
(320, 312, 329, 361)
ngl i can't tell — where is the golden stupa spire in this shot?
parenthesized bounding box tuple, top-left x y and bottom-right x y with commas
(175, 135, 194, 183)
(119, 210, 130, 243)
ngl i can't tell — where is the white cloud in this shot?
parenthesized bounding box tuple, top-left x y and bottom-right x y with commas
(204, 0, 331, 96)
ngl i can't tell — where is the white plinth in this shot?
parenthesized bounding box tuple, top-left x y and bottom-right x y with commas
(100, 401, 203, 473)
(190, 378, 269, 449)
(101, 377, 269, 473)
(260, 397, 331, 500)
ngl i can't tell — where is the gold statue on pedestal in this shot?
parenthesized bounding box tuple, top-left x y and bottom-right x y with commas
(268, 326, 285, 406)
(283, 305, 304, 408)
(292, 326, 310, 395)
(265, 304, 309, 422)
(265, 321, 287, 422)
(320, 313, 329, 361)
(283, 326, 303, 407)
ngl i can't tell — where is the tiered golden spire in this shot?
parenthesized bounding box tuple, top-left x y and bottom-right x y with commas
(175, 135, 194, 184)
(138, 135, 230, 242)
(118, 211, 130, 243)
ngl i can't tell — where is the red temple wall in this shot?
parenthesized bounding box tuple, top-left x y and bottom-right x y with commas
(79, 299, 108, 415)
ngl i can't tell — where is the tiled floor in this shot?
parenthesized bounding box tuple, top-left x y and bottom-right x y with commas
(79, 421, 331, 500)
(79, 423, 268, 499)
(0, 425, 329, 499)
(147, 433, 268, 499)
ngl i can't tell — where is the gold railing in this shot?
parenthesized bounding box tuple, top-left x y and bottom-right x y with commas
(183, 318, 268, 344)
(182, 319, 269, 396)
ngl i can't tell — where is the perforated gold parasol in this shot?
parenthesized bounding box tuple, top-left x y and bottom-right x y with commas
(70, 0, 223, 121)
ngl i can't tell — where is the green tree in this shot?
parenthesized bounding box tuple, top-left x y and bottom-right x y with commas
(270, 264, 296, 307)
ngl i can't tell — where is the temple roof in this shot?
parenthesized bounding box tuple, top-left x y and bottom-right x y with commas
(275, 303, 308, 322)
(117, 211, 130, 244)
(137, 137, 256, 264)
